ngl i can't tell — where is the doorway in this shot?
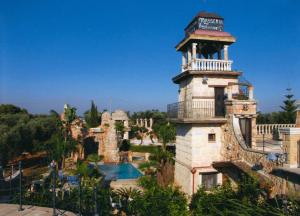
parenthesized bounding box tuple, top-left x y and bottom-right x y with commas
(214, 87, 225, 117)
(239, 118, 252, 148)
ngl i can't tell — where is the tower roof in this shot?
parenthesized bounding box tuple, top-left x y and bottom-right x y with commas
(185, 11, 224, 32)
(196, 11, 223, 19)
(176, 11, 235, 52)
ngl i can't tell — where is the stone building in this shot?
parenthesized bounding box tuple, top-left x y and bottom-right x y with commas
(66, 107, 130, 163)
(90, 110, 130, 162)
(168, 12, 257, 195)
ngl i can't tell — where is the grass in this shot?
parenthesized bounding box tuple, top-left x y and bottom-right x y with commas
(130, 145, 161, 154)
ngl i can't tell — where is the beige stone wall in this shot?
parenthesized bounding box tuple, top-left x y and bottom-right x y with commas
(192, 76, 239, 98)
(174, 162, 192, 195)
(191, 125, 223, 167)
(280, 128, 300, 168)
(178, 77, 193, 102)
(175, 123, 223, 195)
(178, 76, 238, 102)
(225, 100, 257, 116)
(175, 124, 193, 166)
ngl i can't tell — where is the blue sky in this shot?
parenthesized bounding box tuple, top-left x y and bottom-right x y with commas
(0, 0, 299, 114)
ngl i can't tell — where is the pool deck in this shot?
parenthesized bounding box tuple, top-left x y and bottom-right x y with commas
(0, 204, 76, 216)
(110, 179, 143, 191)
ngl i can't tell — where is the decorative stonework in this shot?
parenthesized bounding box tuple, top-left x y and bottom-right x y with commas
(221, 115, 287, 196)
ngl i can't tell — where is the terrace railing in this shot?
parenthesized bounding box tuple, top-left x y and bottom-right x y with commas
(257, 124, 296, 136)
(167, 100, 216, 120)
(183, 59, 233, 72)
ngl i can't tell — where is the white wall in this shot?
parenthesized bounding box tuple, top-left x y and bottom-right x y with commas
(191, 125, 223, 167)
(176, 124, 193, 165)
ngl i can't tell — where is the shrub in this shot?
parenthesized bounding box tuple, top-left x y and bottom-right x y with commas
(119, 139, 131, 152)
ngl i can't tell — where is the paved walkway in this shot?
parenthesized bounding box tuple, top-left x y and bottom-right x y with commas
(255, 140, 283, 153)
(0, 204, 76, 216)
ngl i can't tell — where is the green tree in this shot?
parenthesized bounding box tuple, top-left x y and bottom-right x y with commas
(157, 124, 176, 150)
(119, 139, 131, 152)
(0, 105, 60, 166)
(61, 104, 77, 168)
(45, 132, 77, 169)
(190, 178, 288, 216)
(115, 121, 125, 143)
(128, 183, 189, 216)
(281, 88, 297, 124)
(0, 104, 28, 114)
(85, 101, 101, 128)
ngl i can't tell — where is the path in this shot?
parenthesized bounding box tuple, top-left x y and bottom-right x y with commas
(0, 204, 76, 216)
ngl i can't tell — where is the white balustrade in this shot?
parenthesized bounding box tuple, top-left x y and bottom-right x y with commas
(183, 59, 233, 72)
(256, 124, 296, 135)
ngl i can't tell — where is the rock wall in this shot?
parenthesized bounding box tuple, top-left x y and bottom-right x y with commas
(221, 115, 287, 197)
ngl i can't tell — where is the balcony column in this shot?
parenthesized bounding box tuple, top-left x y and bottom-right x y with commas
(192, 43, 197, 59)
(187, 48, 192, 63)
(217, 48, 222, 60)
(187, 48, 192, 70)
(227, 85, 232, 100)
(248, 85, 254, 100)
(182, 52, 186, 72)
(192, 43, 197, 69)
(224, 45, 229, 61)
(197, 43, 202, 59)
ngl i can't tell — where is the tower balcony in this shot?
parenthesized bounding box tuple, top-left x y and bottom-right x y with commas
(167, 100, 227, 123)
(182, 59, 233, 72)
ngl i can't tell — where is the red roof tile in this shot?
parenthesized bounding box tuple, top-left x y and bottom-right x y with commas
(192, 29, 232, 37)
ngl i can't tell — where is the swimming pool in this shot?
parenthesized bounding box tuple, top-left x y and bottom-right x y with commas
(98, 163, 142, 180)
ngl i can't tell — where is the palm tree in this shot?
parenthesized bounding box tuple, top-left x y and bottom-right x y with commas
(115, 187, 142, 215)
(61, 104, 77, 168)
(157, 124, 176, 150)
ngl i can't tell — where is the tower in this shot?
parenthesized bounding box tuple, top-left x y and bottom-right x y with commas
(168, 12, 257, 195)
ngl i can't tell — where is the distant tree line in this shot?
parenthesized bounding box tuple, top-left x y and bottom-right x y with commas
(0, 104, 60, 166)
(257, 89, 297, 124)
(0, 104, 78, 168)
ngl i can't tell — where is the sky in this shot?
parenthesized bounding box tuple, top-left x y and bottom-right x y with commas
(0, 0, 299, 115)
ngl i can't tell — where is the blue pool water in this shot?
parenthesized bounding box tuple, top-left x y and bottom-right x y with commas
(98, 163, 142, 180)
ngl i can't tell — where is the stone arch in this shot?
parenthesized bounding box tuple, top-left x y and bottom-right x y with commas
(83, 136, 99, 158)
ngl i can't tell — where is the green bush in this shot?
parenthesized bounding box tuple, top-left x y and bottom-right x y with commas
(86, 153, 103, 162)
(119, 139, 131, 152)
(129, 183, 189, 216)
(130, 145, 160, 154)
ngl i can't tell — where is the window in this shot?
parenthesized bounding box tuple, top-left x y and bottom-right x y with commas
(201, 173, 218, 190)
(208, 133, 216, 142)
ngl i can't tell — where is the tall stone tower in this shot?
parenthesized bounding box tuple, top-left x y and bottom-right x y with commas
(168, 12, 257, 195)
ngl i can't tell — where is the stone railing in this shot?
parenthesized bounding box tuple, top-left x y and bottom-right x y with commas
(256, 124, 295, 135)
(183, 59, 233, 71)
(167, 99, 216, 120)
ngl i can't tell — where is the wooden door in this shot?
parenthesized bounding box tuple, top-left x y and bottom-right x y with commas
(214, 87, 225, 117)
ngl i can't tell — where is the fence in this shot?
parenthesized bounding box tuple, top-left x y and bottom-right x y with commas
(256, 124, 296, 136)
(0, 161, 110, 216)
(167, 100, 215, 120)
